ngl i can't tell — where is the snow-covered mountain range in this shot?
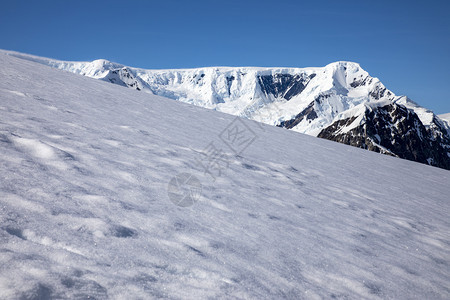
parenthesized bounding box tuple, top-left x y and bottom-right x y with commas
(3, 50, 450, 169)
(1, 51, 450, 299)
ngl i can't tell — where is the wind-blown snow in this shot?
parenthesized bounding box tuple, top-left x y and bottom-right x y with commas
(0, 53, 449, 299)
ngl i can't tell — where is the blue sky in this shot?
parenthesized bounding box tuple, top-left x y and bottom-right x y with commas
(1, 0, 449, 113)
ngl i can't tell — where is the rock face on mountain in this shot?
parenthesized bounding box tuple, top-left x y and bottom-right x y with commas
(318, 103, 450, 169)
(4, 50, 450, 169)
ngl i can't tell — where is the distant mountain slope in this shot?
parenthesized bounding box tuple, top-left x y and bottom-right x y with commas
(439, 113, 450, 123)
(3, 50, 450, 169)
(1, 51, 450, 299)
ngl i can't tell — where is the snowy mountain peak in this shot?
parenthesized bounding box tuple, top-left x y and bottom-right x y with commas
(2, 49, 449, 169)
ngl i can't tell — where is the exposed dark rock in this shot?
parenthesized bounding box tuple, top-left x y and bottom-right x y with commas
(370, 86, 387, 100)
(318, 103, 450, 170)
(277, 101, 318, 129)
(106, 68, 142, 90)
(350, 76, 371, 88)
(258, 73, 316, 100)
(277, 93, 331, 129)
(226, 76, 235, 95)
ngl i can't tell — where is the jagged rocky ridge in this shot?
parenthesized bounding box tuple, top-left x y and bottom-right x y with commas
(4, 50, 450, 169)
(318, 102, 450, 169)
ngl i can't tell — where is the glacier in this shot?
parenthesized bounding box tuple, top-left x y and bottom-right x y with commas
(0, 52, 449, 299)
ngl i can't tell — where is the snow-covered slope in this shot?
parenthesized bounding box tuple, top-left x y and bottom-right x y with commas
(3, 50, 449, 170)
(1, 52, 450, 299)
(1, 50, 393, 131)
(3, 50, 450, 169)
(439, 113, 450, 124)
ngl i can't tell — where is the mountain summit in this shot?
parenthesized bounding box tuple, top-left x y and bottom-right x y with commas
(4, 50, 450, 169)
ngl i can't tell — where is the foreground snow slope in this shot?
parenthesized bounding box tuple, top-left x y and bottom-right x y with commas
(0, 53, 449, 299)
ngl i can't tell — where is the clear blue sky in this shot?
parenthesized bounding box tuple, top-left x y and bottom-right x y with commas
(1, 0, 449, 113)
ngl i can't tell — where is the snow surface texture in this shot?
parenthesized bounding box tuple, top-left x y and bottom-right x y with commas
(0, 53, 450, 299)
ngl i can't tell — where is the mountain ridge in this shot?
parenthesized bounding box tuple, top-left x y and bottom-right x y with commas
(3, 49, 449, 169)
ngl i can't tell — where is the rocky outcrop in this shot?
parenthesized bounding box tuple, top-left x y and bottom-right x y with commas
(318, 103, 450, 169)
(257, 74, 316, 100)
(277, 101, 318, 129)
